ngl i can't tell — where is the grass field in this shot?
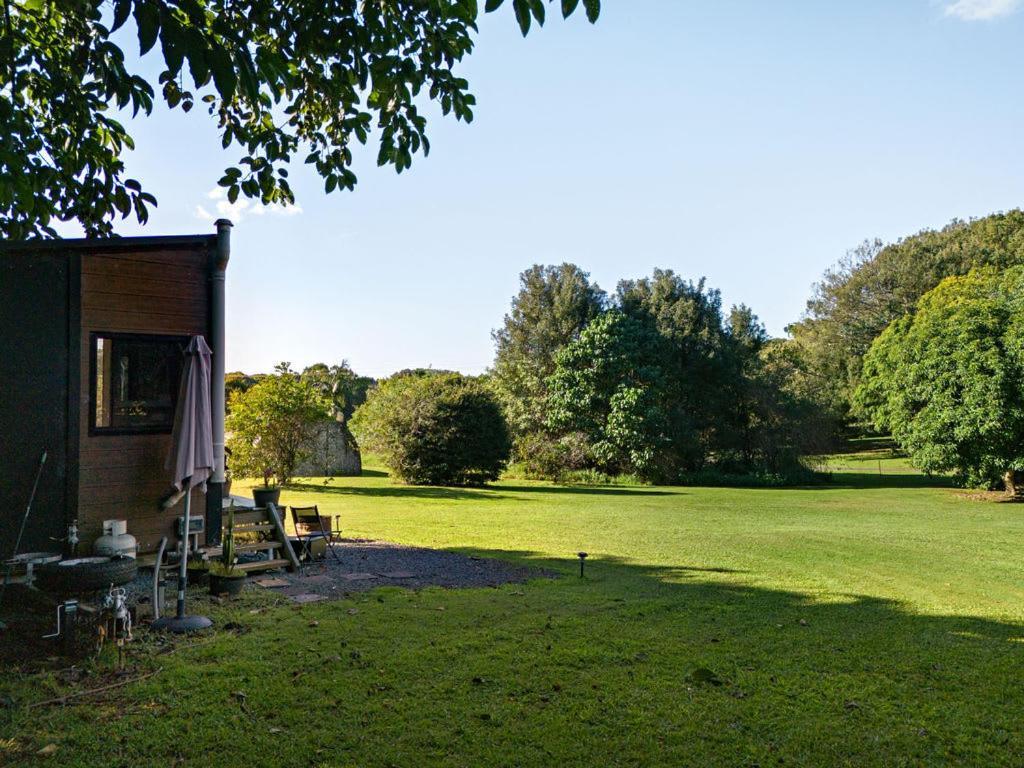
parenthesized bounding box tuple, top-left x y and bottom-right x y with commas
(2, 450, 1023, 766)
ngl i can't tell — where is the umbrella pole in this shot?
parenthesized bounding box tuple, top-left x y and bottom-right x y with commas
(176, 480, 191, 619)
(152, 476, 211, 633)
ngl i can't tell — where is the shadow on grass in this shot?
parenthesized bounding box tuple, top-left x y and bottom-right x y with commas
(498, 484, 674, 497)
(286, 481, 674, 500)
(287, 483, 510, 501)
(3, 545, 1023, 765)
(430, 546, 1023, 762)
(817, 471, 957, 490)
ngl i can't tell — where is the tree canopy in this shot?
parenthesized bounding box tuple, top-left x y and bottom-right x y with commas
(789, 211, 1024, 420)
(854, 267, 1024, 490)
(491, 263, 606, 451)
(1, 0, 599, 239)
(225, 364, 331, 486)
(494, 266, 825, 484)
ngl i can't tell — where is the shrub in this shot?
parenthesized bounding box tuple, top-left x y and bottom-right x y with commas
(508, 431, 592, 481)
(351, 372, 511, 486)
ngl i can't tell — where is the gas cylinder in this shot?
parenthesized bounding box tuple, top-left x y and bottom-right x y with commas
(94, 520, 138, 559)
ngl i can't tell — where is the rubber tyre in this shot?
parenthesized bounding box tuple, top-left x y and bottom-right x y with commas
(35, 556, 138, 594)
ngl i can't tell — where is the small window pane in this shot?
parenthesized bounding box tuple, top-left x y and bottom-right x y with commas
(92, 334, 185, 433)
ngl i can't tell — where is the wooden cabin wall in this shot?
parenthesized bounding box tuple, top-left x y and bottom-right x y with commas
(77, 248, 210, 554)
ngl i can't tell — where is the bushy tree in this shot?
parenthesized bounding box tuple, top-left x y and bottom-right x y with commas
(226, 364, 331, 486)
(546, 310, 670, 479)
(491, 264, 606, 456)
(351, 372, 510, 486)
(854, 267, 1024, 492)
(616, 270, 736, 471)
(224, 371, 261, 411)
(2, 0, 598, 239)
(790, 211, 1024, 420)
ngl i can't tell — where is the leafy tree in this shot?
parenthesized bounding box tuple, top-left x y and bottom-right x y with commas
(2, 0, 599, 239)
(540, 270, 824, 484)
(790, 211, 1024, 420)
(351, 371, 510, 486)
(491, 263, 606, 451)
(546, 310, 670, 480)
(615, 269, 734, 465)
(224, 370, 261, 410)
(300, 362, 374, 422)
(225, 364, 331, 486)
(854, 267, 1024, 492)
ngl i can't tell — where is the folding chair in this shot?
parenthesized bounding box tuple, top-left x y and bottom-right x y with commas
(289, 505, 341, 562)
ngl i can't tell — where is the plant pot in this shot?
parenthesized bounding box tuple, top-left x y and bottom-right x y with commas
(209, 572, 246, 597)
(252, 486, 281, 507)
(221, 476, 233, 500)
(186, 565, 210, 587)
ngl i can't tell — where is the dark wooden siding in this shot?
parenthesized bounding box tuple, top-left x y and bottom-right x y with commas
(78, 248, 211, 553)
(0, 253, 71, 554)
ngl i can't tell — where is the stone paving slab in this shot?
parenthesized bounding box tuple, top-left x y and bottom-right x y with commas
(253, 577, 290, 588)
(288, 593, 327, 604)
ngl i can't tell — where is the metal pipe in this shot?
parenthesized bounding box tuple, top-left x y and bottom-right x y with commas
(152, 536, 168, 620)
(175, 485, 191, 619)
(211, 220, 232, 486)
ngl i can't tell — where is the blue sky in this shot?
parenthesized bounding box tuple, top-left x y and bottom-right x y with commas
(89, 0, 1024, 378)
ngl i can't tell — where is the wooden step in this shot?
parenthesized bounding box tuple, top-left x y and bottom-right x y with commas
(235, 558, 290, 573)
(234, 540, 281, 552)
(231, 509, 272, 525)
(233, 522, 274, 533)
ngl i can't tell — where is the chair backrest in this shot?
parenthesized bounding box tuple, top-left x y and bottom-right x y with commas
(290, 505, 328, 536)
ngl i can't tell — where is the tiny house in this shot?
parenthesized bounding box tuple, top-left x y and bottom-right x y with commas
(1, 222, 232, 557)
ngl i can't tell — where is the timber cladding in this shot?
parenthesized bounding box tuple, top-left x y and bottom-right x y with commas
(77, 246, 212, 553)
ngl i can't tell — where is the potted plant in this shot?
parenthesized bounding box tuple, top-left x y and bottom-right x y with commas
(208, 508, 246, 597)
(186, 554, 210, 586)
(250, 466, 280, 508)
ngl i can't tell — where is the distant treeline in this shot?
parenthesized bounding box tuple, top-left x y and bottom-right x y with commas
(226, 362, 375, 422)
(233, 211, 1024, 491)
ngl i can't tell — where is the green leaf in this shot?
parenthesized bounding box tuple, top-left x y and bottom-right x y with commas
(529, 0, 545, 24)
(582, 0, 600, 22)
(184, 28, 210, 86)
(513, 0, 531, 35)
(484, 0, 504, 10)
(208, 45, 237, 100)
(159, 20, 184, 75)
(235, 49, 260, 102)
(111, 0, 132, 32)
(134, 1, 160, 55)
(561, 0, 580, 17)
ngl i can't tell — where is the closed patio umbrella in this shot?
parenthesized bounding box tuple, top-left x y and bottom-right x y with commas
(152, 336, 214, 633)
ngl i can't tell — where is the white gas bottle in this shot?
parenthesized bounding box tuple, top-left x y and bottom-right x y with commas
(94, 519, 138, 559)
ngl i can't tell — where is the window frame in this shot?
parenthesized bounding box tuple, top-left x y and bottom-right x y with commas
(88, 331, 189, 436)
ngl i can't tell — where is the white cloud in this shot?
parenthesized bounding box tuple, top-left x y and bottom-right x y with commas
(944, 0, 1020, 20)
(193, 187, 303, 223)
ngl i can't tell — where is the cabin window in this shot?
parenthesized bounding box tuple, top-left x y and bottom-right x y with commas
(91, 333, 187, 434)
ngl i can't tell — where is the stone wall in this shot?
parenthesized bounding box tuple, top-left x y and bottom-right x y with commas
(294, 418, 362, 477)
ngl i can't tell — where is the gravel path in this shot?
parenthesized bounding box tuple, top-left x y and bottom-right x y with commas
(256, 539, 556, 602)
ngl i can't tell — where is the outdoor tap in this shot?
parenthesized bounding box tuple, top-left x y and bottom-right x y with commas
(49, 521, 81, 557)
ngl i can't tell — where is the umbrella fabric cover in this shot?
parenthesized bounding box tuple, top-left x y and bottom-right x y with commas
(167, 336, 214, 492)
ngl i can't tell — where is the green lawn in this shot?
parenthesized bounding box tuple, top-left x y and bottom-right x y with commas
(3, 453, 1023, 766)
